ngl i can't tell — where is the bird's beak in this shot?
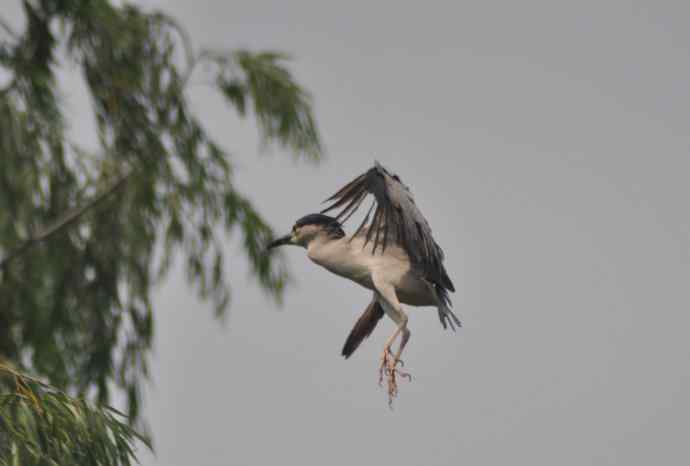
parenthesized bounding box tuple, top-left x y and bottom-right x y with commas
(267, 233, 294, 250)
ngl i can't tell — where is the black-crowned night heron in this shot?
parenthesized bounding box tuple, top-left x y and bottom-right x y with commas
(268, 162, 460, 404)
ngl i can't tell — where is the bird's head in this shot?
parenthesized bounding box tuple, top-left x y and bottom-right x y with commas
(267, 213, 345, 250)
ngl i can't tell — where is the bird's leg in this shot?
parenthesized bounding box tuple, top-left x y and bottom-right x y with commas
(382, 322, 412, 405)
(384, 317, 412, 406)
(393, 327, 412, 380)
(378, 346, 393, 387)
(373, 282, 412, 406)
(378, 326, 402, 387)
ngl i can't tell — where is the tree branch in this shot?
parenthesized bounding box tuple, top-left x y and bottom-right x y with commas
(0, 171, 133, 270)
(0, 363, 53, 390)
(0, 15, 18, 39)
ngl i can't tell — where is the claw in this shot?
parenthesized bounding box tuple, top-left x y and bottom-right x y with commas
(378, 349, 412, 407)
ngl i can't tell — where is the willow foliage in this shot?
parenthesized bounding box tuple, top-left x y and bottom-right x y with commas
(0, 0, 323, 456)
(1, 364, 149, 466)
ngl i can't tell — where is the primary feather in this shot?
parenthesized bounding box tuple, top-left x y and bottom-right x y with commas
(322, 162, 455, 294)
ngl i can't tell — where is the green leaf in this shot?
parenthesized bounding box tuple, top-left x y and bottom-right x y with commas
(1, 366, 150, 465)
(218, 78, 247, 116)
(213, 49, 323, 160)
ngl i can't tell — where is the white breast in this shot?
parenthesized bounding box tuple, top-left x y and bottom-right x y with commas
(307, 235, 412, 290)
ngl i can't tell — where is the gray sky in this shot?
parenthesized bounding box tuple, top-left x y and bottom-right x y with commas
(6, 1, 690, 465)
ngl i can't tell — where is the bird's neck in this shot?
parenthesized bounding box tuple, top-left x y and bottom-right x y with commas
(307, 234, 354, 271)
(306, 235, 375, 287)
(306, 234, 344, 259)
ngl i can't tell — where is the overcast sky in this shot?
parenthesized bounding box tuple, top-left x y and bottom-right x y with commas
(6, 1, 690, 465)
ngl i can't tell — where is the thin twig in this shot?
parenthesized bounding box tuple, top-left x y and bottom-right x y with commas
(0, 171, 133, 270)
(152, 13, 200, 89)
(0, 364, 52, 389)
(155, 13, 195, 71)
(0, 15, 17, 39)
(179, 50, 222, 91)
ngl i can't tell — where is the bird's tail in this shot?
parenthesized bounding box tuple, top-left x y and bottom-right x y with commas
(436, 286, 462, 331)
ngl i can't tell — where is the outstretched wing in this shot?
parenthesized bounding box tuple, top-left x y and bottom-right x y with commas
(322, 162, 455, 292)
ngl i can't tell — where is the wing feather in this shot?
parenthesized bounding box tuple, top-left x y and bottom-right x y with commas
(335, 189, 367, 223)
(352, 200, 375, 240)
(322, 162, 455, 292)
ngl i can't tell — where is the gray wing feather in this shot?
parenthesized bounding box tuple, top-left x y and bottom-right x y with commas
(322, 162, 455, 292)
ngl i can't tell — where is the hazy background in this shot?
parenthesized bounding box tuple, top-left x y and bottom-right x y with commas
(7, 1, 690, 465)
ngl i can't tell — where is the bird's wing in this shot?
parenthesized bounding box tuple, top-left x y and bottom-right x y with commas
(341, 297, 385, 359)
(322, 162, 455, 292)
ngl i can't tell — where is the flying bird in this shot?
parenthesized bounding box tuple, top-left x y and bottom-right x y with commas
(268, 162, 460, 403)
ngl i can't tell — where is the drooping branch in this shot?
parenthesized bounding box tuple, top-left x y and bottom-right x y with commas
(153, 13, 195, 69)
(0, 171, 133, 270)
(153, 12, 200, 89)
(0, 363, 150, 465)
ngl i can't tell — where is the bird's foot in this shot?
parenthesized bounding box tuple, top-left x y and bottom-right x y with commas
(378, 348, 412, 407)
(378, 347, 393, 387)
